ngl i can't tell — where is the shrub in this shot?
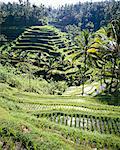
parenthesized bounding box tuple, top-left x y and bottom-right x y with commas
(6, 77, 21, 88)
(49, 81, 68, 95)
(0, 71, 8, 83)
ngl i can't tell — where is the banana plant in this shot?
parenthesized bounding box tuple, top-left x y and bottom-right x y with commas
(87, 24, 120, 94)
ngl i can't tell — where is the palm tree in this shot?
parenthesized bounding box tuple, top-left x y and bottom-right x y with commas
(74, 30, 92, 95)
(87, 25, 120, 94)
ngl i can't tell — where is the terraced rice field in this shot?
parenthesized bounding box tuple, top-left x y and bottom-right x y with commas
(12, 26, 67, 55)
(0, 89, 120, 150)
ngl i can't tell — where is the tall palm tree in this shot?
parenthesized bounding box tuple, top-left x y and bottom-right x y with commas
(87, 25, 120, 94)
(74, 30, 92, 95)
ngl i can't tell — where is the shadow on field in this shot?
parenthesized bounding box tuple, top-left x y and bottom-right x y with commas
(94, 93, 120, 106)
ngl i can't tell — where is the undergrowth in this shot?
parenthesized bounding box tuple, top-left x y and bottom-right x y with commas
(0, 64, 67, 95)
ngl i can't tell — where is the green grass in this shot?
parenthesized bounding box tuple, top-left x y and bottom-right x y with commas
(0, 77, 120, 149)
(0, 114, 78, 150)
(0, 107, 9, 120)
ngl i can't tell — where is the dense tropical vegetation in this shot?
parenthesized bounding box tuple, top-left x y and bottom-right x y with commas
(0, 0, 120, 149)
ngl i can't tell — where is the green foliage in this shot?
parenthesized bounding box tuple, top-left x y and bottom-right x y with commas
(0, 23, 120, 95)
(48, 81, 67, 95)
(0, 117, 75, 150)
(0, 64, 68, 95)
(50, 1, 120, 31)
(0, 1, 48, 42)
(0, 87, 119, 149)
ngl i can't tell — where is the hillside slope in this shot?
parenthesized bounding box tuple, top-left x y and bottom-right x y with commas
(0, 26, 71, 81)
(0, 80, 120, 149)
